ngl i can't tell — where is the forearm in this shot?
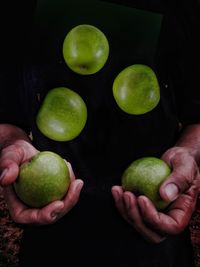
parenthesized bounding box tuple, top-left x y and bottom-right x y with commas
(176, 124, 200, 163)
(0, 124, 31, 151)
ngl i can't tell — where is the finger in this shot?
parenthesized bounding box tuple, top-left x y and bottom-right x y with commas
(160, 169, 198, 203)
(111, 186, 127, 218)
(0, 145, 24, 166)
(159, 173, 179, 202)
(112, 186, 137, 229)
(65, 161, 76, 182)
(0, 146, 24, 185)
(61, 179, 84, 214)
(166, 185, 198, 231)
(3, 185, 27, 219)
(0, 162, 19, 186)
(18, 201, 65, 225)
(138, 187, 198, 235)
(160, 153, 198, 202)
(0, 144, 36, 186)
(137, 195, 173, 235)
(123, 192, 166, 243)
(112, 187, 165, 243)
(3, 186, 65, 225)
(41, 179, 84, 222)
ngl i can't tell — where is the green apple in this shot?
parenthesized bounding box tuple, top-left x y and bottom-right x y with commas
(113, 64, 160, 115)
(62, 24, 109, 75)
(14, 151, 70, 208)
(122, 157, 171, 210)
(36, 87, 87, 141)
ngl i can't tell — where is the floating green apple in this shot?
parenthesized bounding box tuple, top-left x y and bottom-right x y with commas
(122, 157, 171, 210)
(63, 24, 109, 75)
(14, 151, 70, 208)
(113, 64, 160, 115)
(36, 87, 87, 141)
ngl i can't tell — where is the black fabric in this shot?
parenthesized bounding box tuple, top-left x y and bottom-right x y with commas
(0, 65, 30, 133)
(21, 61, 180, 194)
(103, 0, 200, 125)
(0, 1, 37, 64)
(20, 198, 195, 267)
(0, 0, 199, 266)
(0, 0, 37, 133)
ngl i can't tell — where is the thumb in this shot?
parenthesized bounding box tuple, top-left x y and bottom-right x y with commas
(160, 176, 179, 202)
(0, 161, 19, 186)
(160, 149, 198, 203)
(159, 170, 194, 202)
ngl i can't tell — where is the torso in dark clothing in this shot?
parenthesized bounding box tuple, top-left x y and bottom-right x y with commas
(1, 0, 199, 266)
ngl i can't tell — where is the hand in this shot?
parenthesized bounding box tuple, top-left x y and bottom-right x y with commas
(0, 140, 39, 186)
(112, 147, 200, 243)
(0, 140, 84, 225)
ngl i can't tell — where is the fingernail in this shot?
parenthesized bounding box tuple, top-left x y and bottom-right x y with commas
(164, 183, 179, 201)
(51, 203, 64, 219)
(0, 169, 8, 182)
(51, 212, 58, 219)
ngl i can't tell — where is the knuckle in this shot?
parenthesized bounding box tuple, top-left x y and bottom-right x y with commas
(29, 211, 39, 223)
(182, 174, 193, 188)
(1, 145, 17, 155)
(0, 145, 22, 164)
(173, 170, 192, 190)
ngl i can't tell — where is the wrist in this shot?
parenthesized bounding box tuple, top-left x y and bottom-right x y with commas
(175, 124, 200, 164)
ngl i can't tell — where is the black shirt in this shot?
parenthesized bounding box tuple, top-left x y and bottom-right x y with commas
(0, 0, 199, 266)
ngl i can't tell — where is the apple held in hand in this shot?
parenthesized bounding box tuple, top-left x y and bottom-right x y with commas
(122, 157, 171, 210)
(63, 24, 109, 75)
(113, 64, 160, 115)
(14, 151, 70, 208)
(36, 87, 87, 141)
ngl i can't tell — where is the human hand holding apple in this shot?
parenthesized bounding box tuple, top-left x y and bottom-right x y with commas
(112, 149, 199, 243)
(121, 157, 171, 210)
(14, 151, 71, 208)
(0, 141, 83, 225)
